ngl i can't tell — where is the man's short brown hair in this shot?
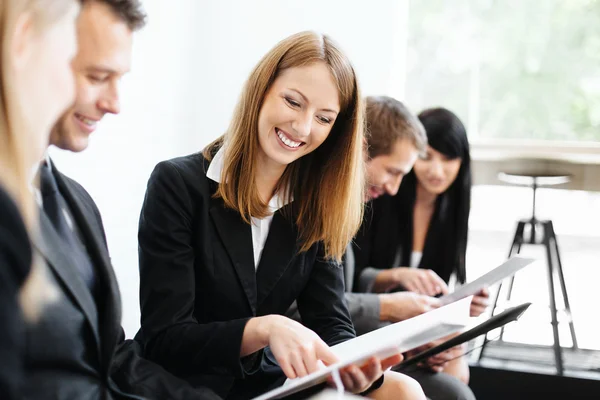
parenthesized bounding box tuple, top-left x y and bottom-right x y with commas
(365, 96, 427, 159)
(84, 0, 146, 30)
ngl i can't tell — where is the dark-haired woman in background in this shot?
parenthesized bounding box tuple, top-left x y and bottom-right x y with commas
(386, 107, 473, 289)
(353, 107, 489, 394)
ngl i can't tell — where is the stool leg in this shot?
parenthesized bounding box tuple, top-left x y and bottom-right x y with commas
(476, 279, 503, 361)
(547, 221, 578, 349)
(479, 221, 525, 361)
(506, 221, 526, 305)
(543, 222, 564, 375)
(504, 222, 525, 305)
(509, 221, 526, 258)
(499, 222, 526, 341)
(499, 274, 517, 343)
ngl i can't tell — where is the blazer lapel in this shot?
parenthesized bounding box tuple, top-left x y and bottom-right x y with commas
(54, 169, 123, 364)
(31, 214, 101, 352)
(209, 199, 257, 314)
(255, 209, 298, 307)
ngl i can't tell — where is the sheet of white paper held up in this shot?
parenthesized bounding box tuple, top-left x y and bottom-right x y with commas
(253, 296, 472, 400)
(439, 256, 536, 306)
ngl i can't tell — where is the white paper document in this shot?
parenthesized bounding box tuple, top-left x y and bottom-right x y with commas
(439, 256, 536, 306)
(252, 296, 472, 400)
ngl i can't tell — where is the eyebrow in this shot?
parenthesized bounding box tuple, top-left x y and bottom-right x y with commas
(290, 88, 339, 114)
(86, 66, 129, 76)
(86, 67, 116, 74)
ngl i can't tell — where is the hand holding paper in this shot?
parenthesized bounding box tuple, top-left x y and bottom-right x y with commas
(260, 315, 338, 379)
(373, 267, 449, 295)
(422, 345, 464, 373)
(326, 354, 404, 394)
(379, 292, 442, 322)
(407, 332, 465, 372)
(469, 287, 490, 317)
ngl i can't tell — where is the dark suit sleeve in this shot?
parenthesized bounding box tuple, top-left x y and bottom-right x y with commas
(288, 293, 384, 337)
(296, 249, 356, 347)
(0, 189, 31, 400)
(352, 208, 374, 291)
(138, 161, 251, 378)
(353, 205, 389, 293)
(344, 293, 387, 336)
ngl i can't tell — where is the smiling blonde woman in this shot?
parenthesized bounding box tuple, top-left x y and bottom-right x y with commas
(135, 31, 409, 399)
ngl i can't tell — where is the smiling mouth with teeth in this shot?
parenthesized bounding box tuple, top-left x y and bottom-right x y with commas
(75, 113, 97, 127)
(276, 128, 304, 149)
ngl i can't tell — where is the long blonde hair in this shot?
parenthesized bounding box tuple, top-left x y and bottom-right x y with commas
(0, 0, 76, 320)
(205, 31, 366, 261)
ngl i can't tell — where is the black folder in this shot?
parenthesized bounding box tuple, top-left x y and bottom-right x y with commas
(395, 302, 532, 370)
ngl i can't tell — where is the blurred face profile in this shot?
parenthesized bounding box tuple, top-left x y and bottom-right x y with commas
(366, 139, 418, 200)
(50, 1, 133, 152)
(12, 2, 79, 163)
(413, 145, 462, 195)
(257, 62, 340, 169)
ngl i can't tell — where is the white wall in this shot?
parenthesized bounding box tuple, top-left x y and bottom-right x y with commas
(50, 0, 409, 337)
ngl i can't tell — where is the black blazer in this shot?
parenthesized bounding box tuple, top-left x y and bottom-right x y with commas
(353, 192, 454, 287)
(26, 161, 219, 400)
(352, 198, 393, 286)
(0, 185, 31, 400)
(136, 153, 355, 399)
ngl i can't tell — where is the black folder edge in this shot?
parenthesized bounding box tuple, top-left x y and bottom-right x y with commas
(394, 302, 532, 370)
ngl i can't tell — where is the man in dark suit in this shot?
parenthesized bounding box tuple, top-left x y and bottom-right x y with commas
(27, 1, 219, 399)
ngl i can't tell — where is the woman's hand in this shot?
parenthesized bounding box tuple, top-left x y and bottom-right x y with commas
(405, 333, 464, 373)
(258, 315, 339, 379)
(470, 287, 490, 317)
(329, 354, 404, 394)
(374, 267, 449, 296)
(420, 345, 464, 372)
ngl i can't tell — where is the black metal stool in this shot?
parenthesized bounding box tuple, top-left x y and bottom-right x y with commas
(479, 171, 578, 375)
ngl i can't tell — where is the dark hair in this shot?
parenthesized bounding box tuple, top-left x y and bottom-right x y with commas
(365, 96, 427, 159)
(395, 107, 471, 284)
(84, 0, 146, 30)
